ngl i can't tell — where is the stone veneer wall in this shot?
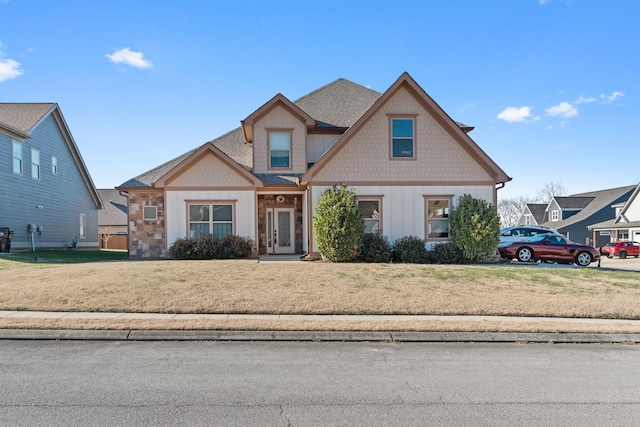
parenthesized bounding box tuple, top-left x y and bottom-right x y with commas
(257, 194, 303, 254)
(128, 190, 166, 258)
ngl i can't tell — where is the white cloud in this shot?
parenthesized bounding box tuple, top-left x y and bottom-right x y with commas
(573, 95, 596, 104)
(546, 101, 578, 118)
(0, 58, 23, 82)
(459, 102, 476, 112)
(106, 48, 152, 69)
(600, 91, 624, 103)
(497, 106, 538, 123)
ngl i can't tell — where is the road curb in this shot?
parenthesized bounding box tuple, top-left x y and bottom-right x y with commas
(0, 329, 638, 344)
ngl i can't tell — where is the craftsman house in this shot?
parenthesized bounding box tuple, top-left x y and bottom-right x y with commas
(118, 72, 511, 258)
(0, 103, 102, 251)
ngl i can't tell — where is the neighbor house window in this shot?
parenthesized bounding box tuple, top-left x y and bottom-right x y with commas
(357, 197, 382, 234)
(391, 117, 415, 158)
(188, 202, 234, 238)
(269, 131, 291, 168)
(31, 148, 40, 180)
(425, 197, 451, 239)
(79, 213, 86, 239)
(12, 140, 22, 175)
(524, 214, 531, 225)
(143, 206, 157, 220)
(51, 156, 58, 175)
(551, 210, 559, 221)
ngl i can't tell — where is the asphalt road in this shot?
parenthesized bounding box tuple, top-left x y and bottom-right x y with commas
(1, 341, 639, 426)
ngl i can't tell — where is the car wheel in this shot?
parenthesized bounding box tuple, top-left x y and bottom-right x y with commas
(575, 251, 592, 266)
(619, 251, 627, 259)
(516, 247, 533, 262)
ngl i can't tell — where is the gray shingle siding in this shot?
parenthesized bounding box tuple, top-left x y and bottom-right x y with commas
(0, 113, 99, 250)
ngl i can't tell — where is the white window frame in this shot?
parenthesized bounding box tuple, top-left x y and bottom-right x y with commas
(143, 206, 157, 220)
(51, 156, 58, 175)
(357, 197, 383, 235)
(31, 148, 41, 180)
(268, 130, 292, 170)
(424, 196, 452, 240)
(551, 210, 559, 221)
(187, 201, 235, 239)
(12, 140, 22, 175)
(79, 213, 87, 239)
(390, 116, 416, 159)
(524, 214, 531, 225)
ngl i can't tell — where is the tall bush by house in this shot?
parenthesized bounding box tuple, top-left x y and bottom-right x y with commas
(449, 194, 500, 263)
(314, 184, 365, 262)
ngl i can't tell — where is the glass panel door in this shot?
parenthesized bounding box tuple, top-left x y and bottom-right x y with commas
(272, 208, 295, 254)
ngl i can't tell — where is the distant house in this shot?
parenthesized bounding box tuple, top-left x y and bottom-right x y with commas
(118, 72, 511, 258)
(0, 103, 102, 250)
(538, 185, 635, 246)
(516, 203, 546, 226)
(97, 189, 128, 250)
(588, 183, 640, 244)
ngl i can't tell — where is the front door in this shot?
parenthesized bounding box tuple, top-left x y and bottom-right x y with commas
(266, 208, 295, 254)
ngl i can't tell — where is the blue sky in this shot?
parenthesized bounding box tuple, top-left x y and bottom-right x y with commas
(1, 0, 637, 199)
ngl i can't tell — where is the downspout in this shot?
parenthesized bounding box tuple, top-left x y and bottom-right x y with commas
(494, 182, 506, 208)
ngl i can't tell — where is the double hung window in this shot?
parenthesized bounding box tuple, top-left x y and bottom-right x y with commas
(269, 131, 291, 168)
(12, 141, 22, 175)
(31, 148, 40, 180)
(357, 198, 381, 234)
(426, 197, 451, 239)
(189, 203, 234, 238)
(391, 118, 415, 158)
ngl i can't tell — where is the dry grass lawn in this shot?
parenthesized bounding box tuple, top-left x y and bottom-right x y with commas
(1, 257, 639, 333)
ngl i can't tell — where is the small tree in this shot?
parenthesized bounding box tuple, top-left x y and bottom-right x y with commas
(314, 184, 365, 262)
(449, 194, 500, 263)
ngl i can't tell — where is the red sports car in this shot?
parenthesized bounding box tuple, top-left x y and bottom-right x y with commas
(498, 233, 600, 266)
(601, 241, 640, 259)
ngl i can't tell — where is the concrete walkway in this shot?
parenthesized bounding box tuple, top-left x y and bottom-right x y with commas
(1, 310, 639, 343)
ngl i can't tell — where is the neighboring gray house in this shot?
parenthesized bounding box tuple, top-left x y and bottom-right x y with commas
(588, 183, 640, 244)
(538, 185, 635, 247)
(516, 203, 546, 226)
(97, 188, 128, 250)
(0, 103, 102, 251)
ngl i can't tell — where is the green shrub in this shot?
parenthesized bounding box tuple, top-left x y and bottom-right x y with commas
(428, 242, 464, 264)
(168, 235, 255, 260)
(357, 234, 392, 263)
(314, 184, 365, 262)
(392, 235, 427, 263)
(449, 194, 500, 263)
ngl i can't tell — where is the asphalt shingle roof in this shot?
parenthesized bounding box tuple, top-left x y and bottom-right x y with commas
(0, 103, 56, 134)
(121, 77, 475, 188)
(97, 189, 128, 226)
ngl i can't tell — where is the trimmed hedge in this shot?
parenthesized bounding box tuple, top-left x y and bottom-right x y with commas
(428, 241, 465, 264)
(392, 235, 428, 264)
(169, 234, 254, 260)
(356, 234, 392, 263)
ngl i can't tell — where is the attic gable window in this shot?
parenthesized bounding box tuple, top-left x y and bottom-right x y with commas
(390, 117, 416, 159)
(268, 130, 292, 169)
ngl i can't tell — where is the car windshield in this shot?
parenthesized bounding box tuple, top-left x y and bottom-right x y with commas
(525, 234, 549, 243)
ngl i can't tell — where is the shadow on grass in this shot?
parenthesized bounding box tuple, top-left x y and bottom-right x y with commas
(0, 250, 128, 264)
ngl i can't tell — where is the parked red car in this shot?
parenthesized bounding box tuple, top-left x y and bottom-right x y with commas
(601, 241, 640, 259)
(498, 233, 600, 266)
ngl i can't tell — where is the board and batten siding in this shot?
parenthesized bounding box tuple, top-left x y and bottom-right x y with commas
(0, 114, 99, 250)
(165, 190, 256, 250)
(309, 184, 495, 252)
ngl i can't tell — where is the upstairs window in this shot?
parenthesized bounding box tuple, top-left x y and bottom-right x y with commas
(551, 210, 559, 221)
(391, 118, 415, 158)
(524, 214, 531, 225)
(269, 131, 291, 168)
(12, 140, 22, 175)
(31, 148, 40, 180)
(52, 156, 58, 175)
